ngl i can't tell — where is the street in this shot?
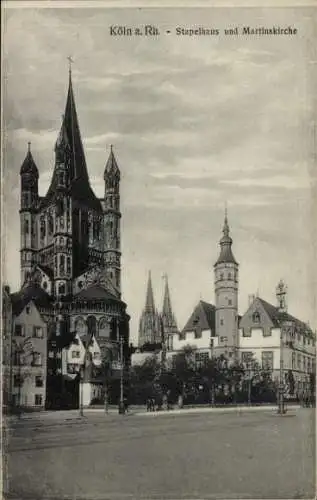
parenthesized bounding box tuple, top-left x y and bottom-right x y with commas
(4, 408, 315, 499)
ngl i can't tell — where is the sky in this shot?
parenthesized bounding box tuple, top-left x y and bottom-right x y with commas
(2, 4, 317, 344)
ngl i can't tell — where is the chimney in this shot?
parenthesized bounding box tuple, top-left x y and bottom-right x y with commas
(248, 294, 255, 306)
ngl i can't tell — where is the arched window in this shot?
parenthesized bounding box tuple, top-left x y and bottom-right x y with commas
(75, 317, 86, 337)
(60, 255, 65, 273)
(48, 214, 54, 235)
(40, 217, 46, 239)
(87, 316, 97, 337)
(67, 257, 71, 274)
(99, 317, 110, 338)
(58, 283, 65, 295)
(24, 220, 29, 234)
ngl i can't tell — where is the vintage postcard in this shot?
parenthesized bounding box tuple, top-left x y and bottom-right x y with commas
(1, 1, 316, 499)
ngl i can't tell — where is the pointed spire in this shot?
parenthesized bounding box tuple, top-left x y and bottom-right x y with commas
(162, 274, 172, 318)
(104, 144, 120, 180)
(215, 208, 238, 265)
(161, 274, 178, 332)
(144, 271, 156, 313)
(42, 68, 102, 211)
(20, 142, 39, 177)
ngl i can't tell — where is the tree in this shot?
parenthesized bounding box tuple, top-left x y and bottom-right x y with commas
(172, 345, 197, 402)
(198, 356, 226, 406)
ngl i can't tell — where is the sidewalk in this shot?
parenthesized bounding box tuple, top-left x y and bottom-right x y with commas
(4, 403, 302, 427)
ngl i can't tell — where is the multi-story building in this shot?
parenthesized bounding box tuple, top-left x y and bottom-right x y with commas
(4, 66, 130, 409)
(162, 215, 316, 393)
(239, 280, 316, 394)
(3, 286, 49, 409)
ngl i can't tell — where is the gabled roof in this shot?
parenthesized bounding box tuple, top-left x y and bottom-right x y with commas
(255, 297, 314, 336)
(10, 284, 53, 316)
(74, 284, 120, 303)
(182, 300, 216, 333)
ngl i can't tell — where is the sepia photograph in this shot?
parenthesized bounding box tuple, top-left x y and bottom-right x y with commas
(1, 2, 316, 499)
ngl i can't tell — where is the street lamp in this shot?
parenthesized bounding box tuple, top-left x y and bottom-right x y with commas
(278, 318, 294, 415)
(118, 331, 125, 415)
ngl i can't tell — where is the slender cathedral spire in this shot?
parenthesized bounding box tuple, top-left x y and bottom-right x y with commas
(144, 271, 155, 313)
(161, 274, 178, 333)
(104, 144, 120, 180)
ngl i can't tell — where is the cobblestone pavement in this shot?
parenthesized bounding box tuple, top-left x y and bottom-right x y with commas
(4, 408, 315, 500)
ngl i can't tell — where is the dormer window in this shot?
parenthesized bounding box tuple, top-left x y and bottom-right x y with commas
(252, 312, 261, 324)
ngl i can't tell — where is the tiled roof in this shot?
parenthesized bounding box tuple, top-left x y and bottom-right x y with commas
(257, 298, 314, 335)
(182, 300, 216, 333)
(10, 284, 53, 316)
(74, 284, 120, 302)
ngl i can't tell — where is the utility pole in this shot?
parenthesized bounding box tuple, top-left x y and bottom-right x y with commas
(118, 329, 125, 414)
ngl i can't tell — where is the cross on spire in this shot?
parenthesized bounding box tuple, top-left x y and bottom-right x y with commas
(67, 56, 74, 74)
(27, 141, 31, 153)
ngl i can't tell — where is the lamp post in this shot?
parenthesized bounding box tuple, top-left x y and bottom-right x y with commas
(278, 319, 294, 415)
(118, 332, 125, 414)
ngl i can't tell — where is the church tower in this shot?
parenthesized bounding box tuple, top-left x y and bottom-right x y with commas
(214, 209, 239, 357)
(104, 145, 121, 294)
(161, 274, 178, 335)
(138, 271, 161, 347)
(19, 142, 39, 285)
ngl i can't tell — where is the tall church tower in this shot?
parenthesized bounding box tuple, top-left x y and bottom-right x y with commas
(214, 210, 239, 357)
(104, 145, 121, 294)
(19, 142, 39, 285)
(138, 271, 161, 347)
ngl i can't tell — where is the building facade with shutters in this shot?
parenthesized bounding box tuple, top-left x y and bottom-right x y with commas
(4, 67, 130, 409)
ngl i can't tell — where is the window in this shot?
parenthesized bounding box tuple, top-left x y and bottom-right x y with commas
(35, 376, 43, 387)
(48, 350, 55, 359)
(14, 324, 23, 337)
(14, 374, 22, 387)
(194, 329, 202, 339)
(241, 351, 253, 364)
(252, 312, 261, 324)
(58, 283, 65, 295)
(35, 394, 43, 406)
(307, 358, 311, 373)
(220, 336, 228, 343)
(220, 273, 224, 280)
(99, 317, 110, 338)
(24, 219, 29, 234)
(26, 306, 31, 315)
(297, 353, 302, 371)
(297, 333, 301, 343)
(292, 352, 296, 370)
(72, 351, 80, 359)
(303, 356, 306, 372)
(43, 281, 48, 290)
(261, 351, 273, 370)
(228, 299, 232, 306)
(263, 328, 272, 338)
(242, 329, 251, 337)
(87, 316, 97, 337)
(220, 319, 224, 326)
(228, 272, 232, 280)
(195, 352, 209, 368)
(32, 353, 42, 366)
(33, 326, 44, 338)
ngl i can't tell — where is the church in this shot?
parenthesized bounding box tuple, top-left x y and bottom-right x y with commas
(4, 66, 130, 409)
